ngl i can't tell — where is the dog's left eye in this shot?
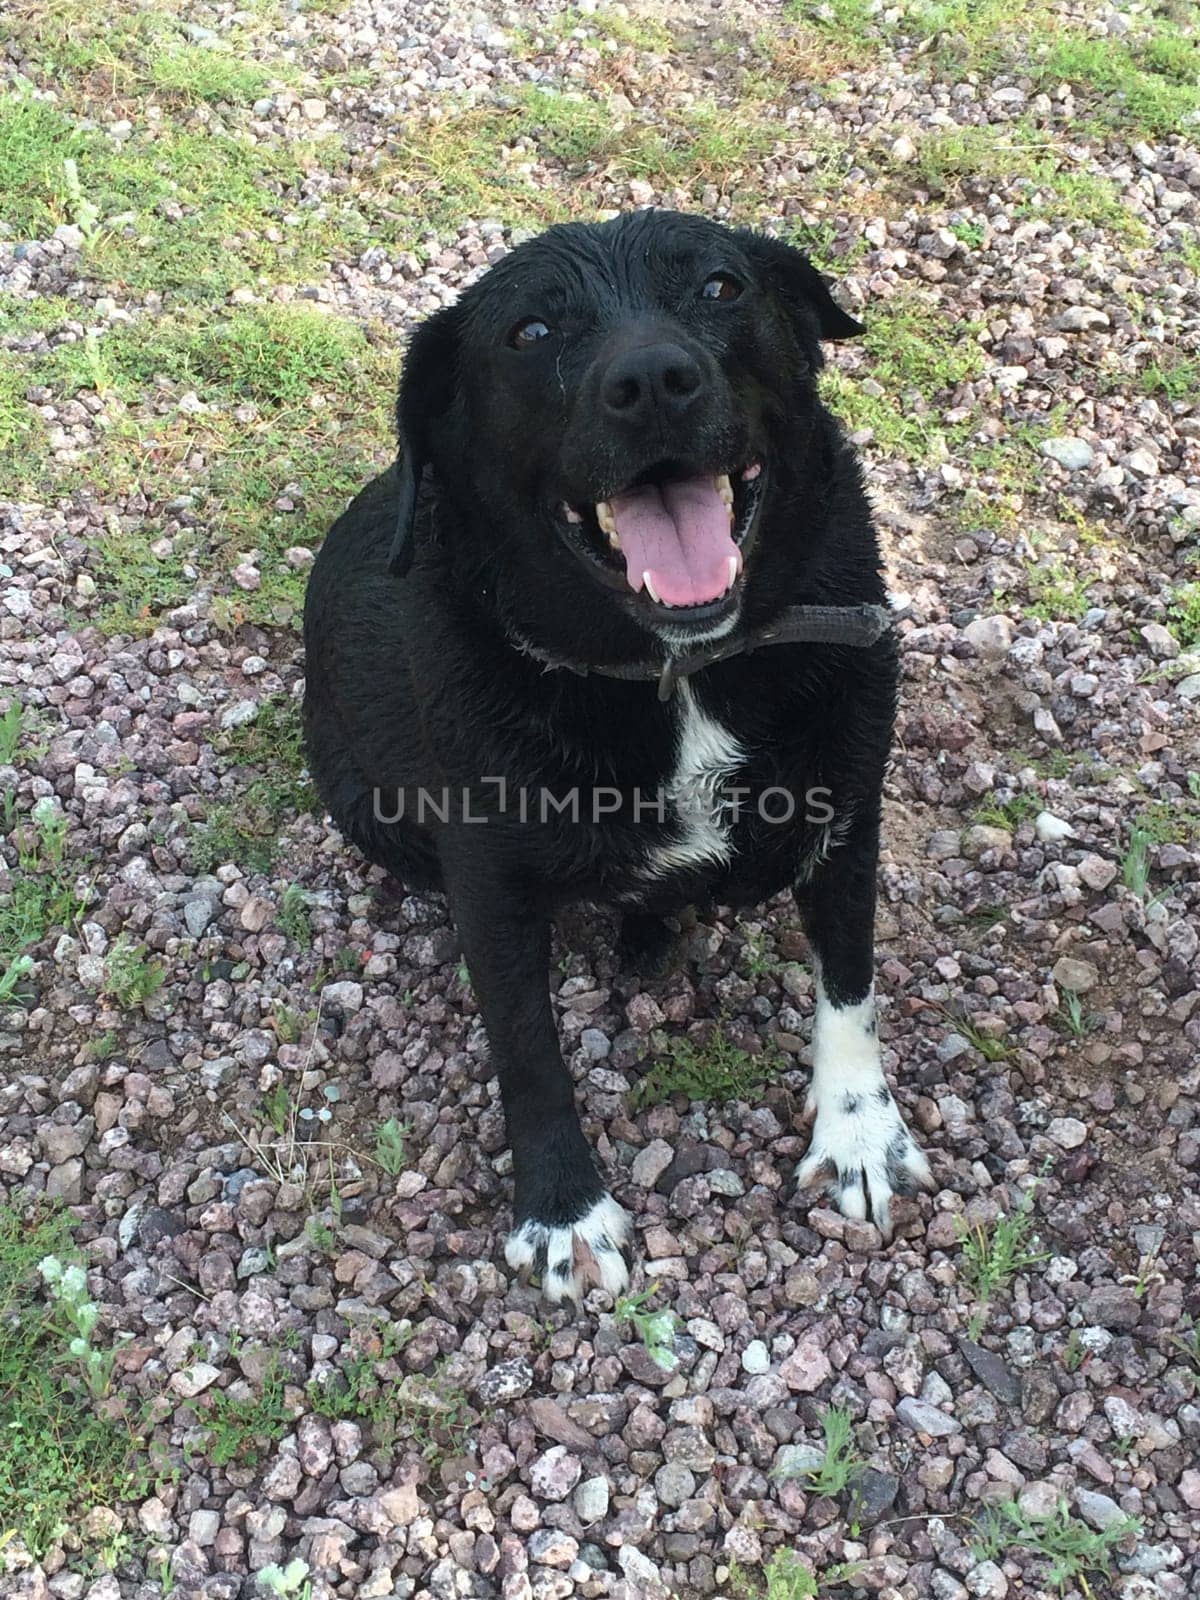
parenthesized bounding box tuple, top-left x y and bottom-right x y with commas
(509, 318, 552, 349)
(700, 274, 743, 302)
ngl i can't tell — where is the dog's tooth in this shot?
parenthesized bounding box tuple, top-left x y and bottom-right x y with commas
(607, 529, 622, 551)
(741, 461, 762, 482)
(725, 555, 739, 592)
(564, 503, 584, 525)
(595, 501, 617, 537)
(716, 474, 734, 516)
(643, 571, 662, 605)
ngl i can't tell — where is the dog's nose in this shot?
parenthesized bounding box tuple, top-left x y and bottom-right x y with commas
(601, 343, 703, 422)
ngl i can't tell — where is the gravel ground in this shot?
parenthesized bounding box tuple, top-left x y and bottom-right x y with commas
(2, 0, 1199, 1597)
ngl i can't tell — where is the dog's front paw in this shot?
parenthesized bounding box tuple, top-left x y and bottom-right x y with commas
(795, 1085, 932, 1241)
(505, 1193, 632, 1304)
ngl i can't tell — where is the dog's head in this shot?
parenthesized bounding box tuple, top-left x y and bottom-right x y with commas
(392, 210, 862, 647)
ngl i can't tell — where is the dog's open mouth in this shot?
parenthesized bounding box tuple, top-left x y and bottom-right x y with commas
(560, 458, 766, 618)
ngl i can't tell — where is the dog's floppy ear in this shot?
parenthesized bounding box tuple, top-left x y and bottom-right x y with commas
(390, 306, 460, 576)
(737, 230, 865, 344)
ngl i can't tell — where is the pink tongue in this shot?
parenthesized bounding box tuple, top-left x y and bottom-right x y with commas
(609, 475, 738, 607)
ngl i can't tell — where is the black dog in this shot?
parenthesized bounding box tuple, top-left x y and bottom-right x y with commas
(303, 210, 932, 1302)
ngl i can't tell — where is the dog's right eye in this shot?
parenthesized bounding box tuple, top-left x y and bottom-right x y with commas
(509, 318, 552, 349)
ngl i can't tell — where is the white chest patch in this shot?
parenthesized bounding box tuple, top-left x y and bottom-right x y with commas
(647, 679, 744, 877)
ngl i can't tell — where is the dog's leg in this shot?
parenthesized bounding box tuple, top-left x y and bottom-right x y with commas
(793, 823, 932, 1239)
(444, 857, 631, 1303)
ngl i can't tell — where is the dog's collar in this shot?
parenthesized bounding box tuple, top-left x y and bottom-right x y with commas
(507, 603, 896, 702)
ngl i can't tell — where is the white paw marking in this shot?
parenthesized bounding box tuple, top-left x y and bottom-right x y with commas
(795, 980, 932, 1240)
(505, 1193, 632, 1304)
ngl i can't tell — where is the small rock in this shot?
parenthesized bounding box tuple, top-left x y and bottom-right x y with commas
(1040, 436, 1094, 470)
(779, 1339, 832, 1392)
(1035, 811, 1075, 843)
(1078, 854, 1118, 891)
(965, 1561, 1008, 1598)
(188, 1510, 220, 1546)
(963, 824, 1013, 858)
(529, 1446, 582, 1502)
(171, 1363, 221, 1398)
(477, 1357, 534, 1405)
(1077, 1487, 1130, 1529)
(220, 699, 258, 730)
(1082, 1285, 1141, 1331)
(962, 615, 1015, 658)
(741, 1340, 770, 1375)
(1018, 1480, 1061, 1519)
(240, 895, 274, 933)
(654, 1461, 695, 1507)
(322, 979, 363, 1013)
(1056, 306, 1110, 332)
(527, 1528, 578, 1568)
(631, 1139, 674, 1187)
(1140, 623, 1179, 659)
(1048, 1116, 1088, 1149)
(851, 1467, 901, 1526)
(957, 1338, 1021, 1404)
(1052, 956, 1099, 993)
(574, 1476, 610, 1525)
(297, 1414, 333, 1476)
(896, 1398, 961, 1436)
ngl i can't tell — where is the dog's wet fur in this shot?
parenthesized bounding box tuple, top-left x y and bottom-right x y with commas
(303, 210, 933, 1302)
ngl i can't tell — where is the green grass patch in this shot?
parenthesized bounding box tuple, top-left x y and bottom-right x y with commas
(147, 44, 274, 104)
(48, 305, 377, 408)
(631, 1028, 781, 1112)
(973, 1497, 1140, 1592)
(535, 7, 677, 55)
(277, 883, 313, 948)
(730, 1549, 859, 1599)
(0, 1202, 146, 1562)
(1133, 798, 1200, 847)
(192, 1358, 294, 1467)
(784, 0, 879, 45)
(773, 1404, 865, 1498)
(0, 799, 87, 985)
(377, 84, 782, 238)
(1138, 350, 1200, 402)
(615, 1288, 681, 1371)
(0, 358, 43, 464)
(957, 1183, 1046, 1337)
(8, 1, 288, 107)
(1037, 29, 1200, 137)
(305, 1324, 413, 1428)
(190, 696, 314, 874)
(907, 122, 1148, 244)
(88, 522, 194, 639)
(0, 94, 91, 237)
(0, 91, 354, 299)
(1009, 553, 1093, 624)
(100, 935, 166, 1010)
(821, 292, 985, 460)
(972, 792, 1041, 832)
(1169, 583, 1200, 648)
(39, 310, 389, 632)
(373, 1117, 410, 1178)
